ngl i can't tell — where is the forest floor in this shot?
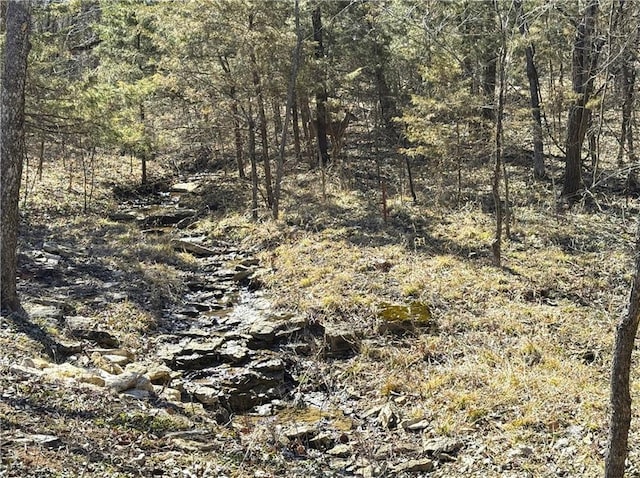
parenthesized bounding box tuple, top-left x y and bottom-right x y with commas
(1, 136, 640, 477)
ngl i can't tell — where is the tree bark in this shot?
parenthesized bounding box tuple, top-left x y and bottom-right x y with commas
(312, 4, 330, 166)
(1, 0, 31, 313)
(515, 0, 545, 179)
(605, 219, 640, 478)
(232, 99, 245, 179)
(291, 96, 301, 162)
(562, 1, 600, 198)
(249, 14, 273, 208)
(273, 0, 302, 220)
(492, 14, 507, 268)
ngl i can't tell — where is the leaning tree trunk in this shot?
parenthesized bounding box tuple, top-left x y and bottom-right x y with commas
(605, 219, 640, 478)
(562, 1, 600, 198)
(1, 0, 31, 313)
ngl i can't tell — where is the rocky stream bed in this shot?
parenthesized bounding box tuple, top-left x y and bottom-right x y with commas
(1, 176, 470, 477)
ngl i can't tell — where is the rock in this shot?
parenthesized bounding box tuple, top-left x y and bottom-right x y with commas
(140, 208, 197, 227)
(218, 341, 250, 364)
(249, 318, 286, 344)
(24, 303, 63, 321)
(157, 386, 182, 402)
(22, 357, 52, 369)
(238, 258, 260, 267)
(188, 363, 287, 413)
(191, 385, 221, 406)
(88, 348, 135, 360)
(15, 434, 62, 448)
(171, 239, 218, 257)
(171, 182, 200, 193)
(146, 364, 174, 384)
(108, 211, 138, 222)
(377, 302, 435, 335)
(362, 404, 384, 419)
(402, 418, 431, 431)
(45, 363, 105, 387)
(423, 436, 463, 457)
(65, 316, 119, 347)
(392, 458, 434, 473)
(309, 432, 335, 451)
(103, 354, 131, 366)
(9, 364, 45, 377)
(103, 372, 153, 393)
(42, 241, 76, 257)
(123, 389, 152, 400)
(377, 402, 398, 429)
(250, 355, 284, 373)
(91, 352, 124, 375)
(284, 423, 320, 440)
(323, 325, 360, 357)
(327, 444, 352, 458)
(507, 444, 534, 458)
(161, 338, 224, 370)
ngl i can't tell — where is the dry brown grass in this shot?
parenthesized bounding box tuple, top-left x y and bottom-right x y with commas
(2, 142, 640, 476)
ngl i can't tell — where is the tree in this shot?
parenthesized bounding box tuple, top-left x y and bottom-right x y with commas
(562, 1, 601, 198)
(312, 3, 330, 167)
(515, 0, 545, 179)
(605, 218, 640, 478)
(1, 0, 32, 312)
(95, 0, 161, 185)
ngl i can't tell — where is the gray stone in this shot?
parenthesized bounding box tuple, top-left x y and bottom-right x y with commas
(309, 432, 335, 451)
(171, 182, 200, 193)
(109, 211, 138, 222)
(324, 325, 360, 356)
(25, 303, 64, 321)
(140, 208, 197, 226)
(377, 402, 398, 429)
(191, 385, 222, 406)
(103, 372, 153, 393)
(171, 238, 218, 256)
(402, 418, 431, 431)
(423, 436, 463, 456)
(66, 316, 120, 347)
(392, 458, 434, 473)
(146, 364, 174, 384)
(218, 341, 250, 364)
(284, 423, 319, 440)
(327, 444, 352, 458)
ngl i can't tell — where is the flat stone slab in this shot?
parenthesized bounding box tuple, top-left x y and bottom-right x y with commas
(171, 239, 218, 256)
(171, 182, 201, 193)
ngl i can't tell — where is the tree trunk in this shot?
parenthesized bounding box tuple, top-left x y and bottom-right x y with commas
(272, 100, 282, 151)
(273, 0, 302, 220)
(248, 115, 259, 221)
(312, 4, 330, 166)
(368, 19, 398, 139)
(139, 103, 148, 185)
(249, 14, 273, 208)
(492, 8, 507, 268)
(562, 1, 600, 198)
(1, 0, 31, 313)
(232, 100, 245, 179)
(299, 94, 315, 167)
(515, 0, 545, 179)
(605, 219, 640, 478)
(292, 96, 301, 162)
(481, 1, 498, 125)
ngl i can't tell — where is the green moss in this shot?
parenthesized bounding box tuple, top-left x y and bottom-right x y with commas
(378, 301, 433, 323)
